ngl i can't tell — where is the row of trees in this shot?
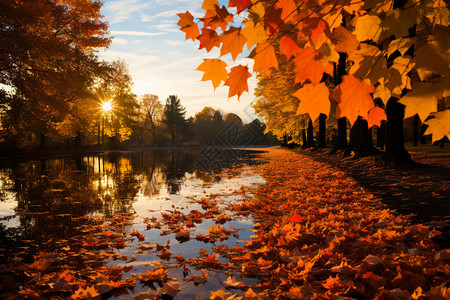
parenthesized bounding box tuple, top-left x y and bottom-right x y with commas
(137, 95, 278, 147)
(179, 0, 449, 161)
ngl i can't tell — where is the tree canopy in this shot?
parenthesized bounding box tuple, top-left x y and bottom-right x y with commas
(178, 0, 450, 143)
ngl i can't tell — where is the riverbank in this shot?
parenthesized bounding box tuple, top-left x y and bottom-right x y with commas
(1, 147, 449, 299)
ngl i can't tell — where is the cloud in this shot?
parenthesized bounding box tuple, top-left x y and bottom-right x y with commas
(111, 30, 166, 36)
(155, 24, 180, 33)
(104, 0, 152, 23)
(164, 40, 184, 47)
(112, 38, 128, 45)
(141, 9, 180, 22)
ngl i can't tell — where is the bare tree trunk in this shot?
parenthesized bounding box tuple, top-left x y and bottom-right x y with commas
(318, 114, 326, 148)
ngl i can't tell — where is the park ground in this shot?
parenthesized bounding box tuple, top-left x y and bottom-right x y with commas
(0, 146, 449, 299)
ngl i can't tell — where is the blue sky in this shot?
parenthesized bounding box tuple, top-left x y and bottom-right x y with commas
(99, 0, 257, 121)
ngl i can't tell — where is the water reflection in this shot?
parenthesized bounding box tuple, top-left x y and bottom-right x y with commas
(0, 149, 264, 246)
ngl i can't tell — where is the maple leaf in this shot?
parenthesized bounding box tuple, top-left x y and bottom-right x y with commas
(387, 37, 416, 57)
(322, 275, 345, 291)
(196, 59, 228, 89)
(249, 42, 278, 77)
(381, 6, 422, 38)
(198, 28, 220, 52)
(220, 27, 246, 60)
(367, 106, 387, 129)
(201, 5, 234, 31)
(303, 18, 330, 48)
(279, 36, 301, 59)
(224, 276, 245, 289)
(399, 82, 440, 122)
(228, 0, 252, 13)
(275, 0, 298, 23)
(202, 0, 219, 11)
(224, 65, 252, 100)
(293, 83, 330, 122)
(332, 26, 359, 55)
(293, 47, 328, 84)
(289, 213, 303, 223)
(136, 267, 168, 282)
(71, 286, 99, 299)
(177, 11, 200, 41)
(331, 75, 375, 126)
(265, 5, 283, 35)
(241, 20, 267, 50)
(424, 110, 450, 143)
(353, 14, 382, 42)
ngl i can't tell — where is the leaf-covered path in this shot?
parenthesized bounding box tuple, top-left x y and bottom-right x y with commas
(1, 148, 449, 299)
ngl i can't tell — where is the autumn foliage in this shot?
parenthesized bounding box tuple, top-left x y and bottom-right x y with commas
(2, 149, 449, 299)
(178, 0, 450, 142)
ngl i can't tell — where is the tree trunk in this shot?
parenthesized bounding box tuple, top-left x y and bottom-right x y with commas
(281, 134, 288, 147)
(318, 114, 326, 148)
(385, 97, 410, 160)
(376, 120, 386, 149)
(39, 133, 46, 148)
(306, 118, 315, 148)
(330, 52, 348, 153)
(344, 118, 381, 157)
(301, 129, 308, 149)
(413, 114, 420, 146)
(420, 123, 427, 144)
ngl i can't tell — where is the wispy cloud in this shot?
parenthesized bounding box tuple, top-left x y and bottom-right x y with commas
(112, 38, 129, 45)
(164, 40, 184, 47)
(155, 24, 179, 33)
(104, 0, 152, 23)
(111, 30, 166, 36)
(141, 9, 180, 22)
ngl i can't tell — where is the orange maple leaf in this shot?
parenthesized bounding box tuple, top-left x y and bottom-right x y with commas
(275, 0, 298, 23)
(303, 18, 330, 47)
(331, 26, 359, 54)
(280, 36, 301, 59)
(293, 47, 326, 84)
(293, 83, 330, 122)
(196, 59, 228, 89)
(177, 11, 195, 28)
(224, 65, 252, 100)
(220, 27, 247, 60)
(331, 75, 375, 126)
(198, 28, 220, 52)
(250, 42, 278, 77)
(201, 0, 219, 11)
(177, 11, 200, 41)
(71, 286, 99, 299)
(201, 5, 234, 31)
(228, 0, 252, 13)
(367, 106, 387, 128)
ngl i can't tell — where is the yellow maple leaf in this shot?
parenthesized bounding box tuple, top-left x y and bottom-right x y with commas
(293, 83, 330, 122)
(71, 286, 99, 299)
(250, 42, 278, 77)
(399, 81, 440, 122)
(196, 59, 228, 89)
(353, 14, 382, 42)
(241, 20, 267, 50)
(224, 65, 252, 100)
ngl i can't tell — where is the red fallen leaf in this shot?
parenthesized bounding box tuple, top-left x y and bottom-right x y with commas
(82, 241, 95, 248)
(115, 240, 126, 249)
(122, 265, 132, 273)
(158, 249, 172, 260)
(186, 220, 195, 228)
(289, 214, 302, 223)
(130, 230, 145, 241)
(30, 258, 52, 272)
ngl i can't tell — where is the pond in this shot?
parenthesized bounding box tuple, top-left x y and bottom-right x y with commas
(0, 148, 268, 299)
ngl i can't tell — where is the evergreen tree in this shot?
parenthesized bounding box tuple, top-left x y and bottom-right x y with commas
(162, 95, 187, 145)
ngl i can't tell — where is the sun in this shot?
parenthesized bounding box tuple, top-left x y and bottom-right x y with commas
(101, 100, 113, 112)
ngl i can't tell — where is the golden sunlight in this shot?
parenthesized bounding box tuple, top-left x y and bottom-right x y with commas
(101, 100, 113, 112)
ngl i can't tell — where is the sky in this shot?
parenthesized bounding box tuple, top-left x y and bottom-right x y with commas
(99, 0, 258, 122)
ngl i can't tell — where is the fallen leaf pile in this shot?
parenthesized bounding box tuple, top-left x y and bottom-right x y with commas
(1, 148, 449, 299)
